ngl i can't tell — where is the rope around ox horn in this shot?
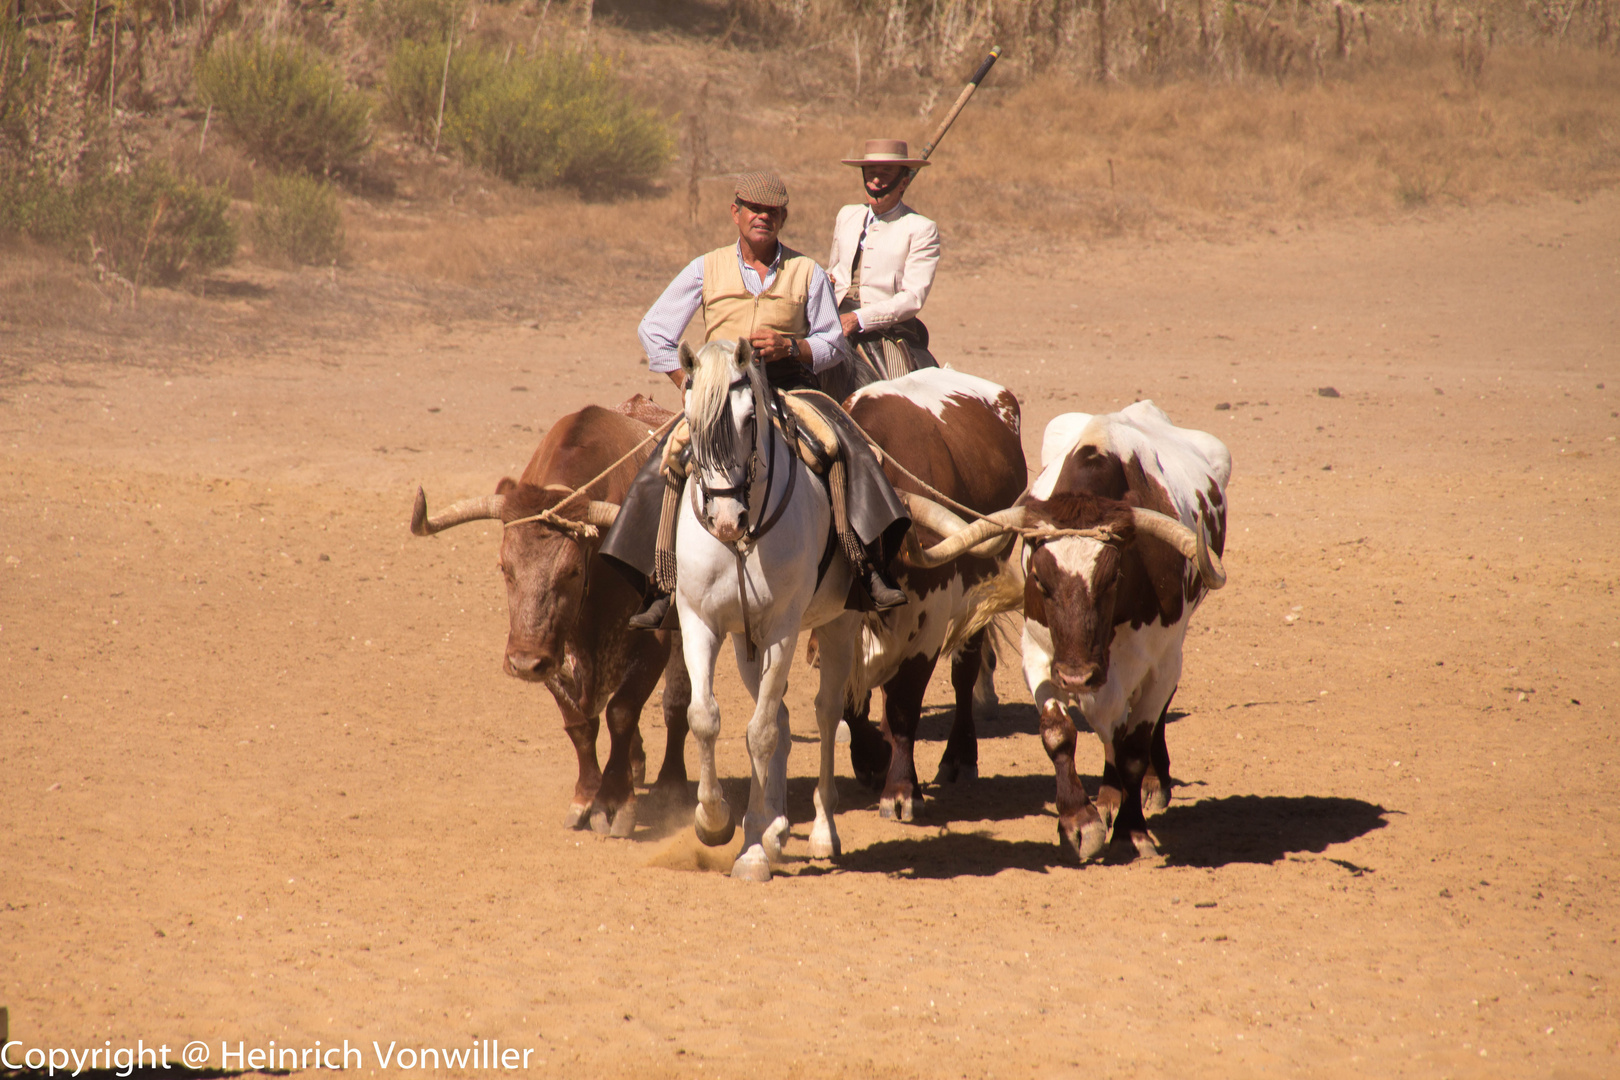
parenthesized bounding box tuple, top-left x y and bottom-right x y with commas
(502, 414, 680, 541)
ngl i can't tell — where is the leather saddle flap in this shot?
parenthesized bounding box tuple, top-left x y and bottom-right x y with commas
(780, 390, 840, 473)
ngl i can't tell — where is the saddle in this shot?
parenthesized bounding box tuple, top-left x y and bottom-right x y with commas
(661, 389, 842, 480)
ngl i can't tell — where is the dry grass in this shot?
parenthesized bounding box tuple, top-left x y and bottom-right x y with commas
(339, 37, 1620, 297)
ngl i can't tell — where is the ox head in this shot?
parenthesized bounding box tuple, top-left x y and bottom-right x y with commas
(410, 484, 619, 682)
(681, 338, 765, 544)
(1021, 494, 1225, 700)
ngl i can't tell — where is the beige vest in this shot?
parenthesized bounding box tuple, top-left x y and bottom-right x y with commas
(701, 243, 814, 344)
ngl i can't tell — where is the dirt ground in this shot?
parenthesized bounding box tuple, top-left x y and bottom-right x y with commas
(3, 191, 1618, 1079)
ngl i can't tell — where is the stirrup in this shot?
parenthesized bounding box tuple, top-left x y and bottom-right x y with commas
(628, 591, 672, 630)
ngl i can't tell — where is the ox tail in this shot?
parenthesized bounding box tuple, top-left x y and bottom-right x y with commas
(939, 560, 1025, 661)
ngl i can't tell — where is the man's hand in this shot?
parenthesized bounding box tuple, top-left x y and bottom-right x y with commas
(666, 368, 687, 392)
(839, 311, 862, 336)
(747, 329, 806, 365)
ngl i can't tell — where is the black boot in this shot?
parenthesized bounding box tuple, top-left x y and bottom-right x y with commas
(865, 564, 907, 611)
(628, 590, 672, 630)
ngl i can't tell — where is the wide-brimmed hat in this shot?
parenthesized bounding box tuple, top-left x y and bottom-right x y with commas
(733, 169, 789, 208)
(840, 139, 930, 168)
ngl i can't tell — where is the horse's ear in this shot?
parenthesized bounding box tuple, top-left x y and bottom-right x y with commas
(678, 342, 696, 375)
(737, 338, 757, 368)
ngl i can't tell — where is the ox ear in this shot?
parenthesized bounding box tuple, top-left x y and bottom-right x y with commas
(495, 477, 518, 495)
(678, 342, 697, 377)
(736, 338, 757, 369)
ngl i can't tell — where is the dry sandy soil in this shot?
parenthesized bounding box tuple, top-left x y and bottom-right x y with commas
(3, 191, 1618, 1079)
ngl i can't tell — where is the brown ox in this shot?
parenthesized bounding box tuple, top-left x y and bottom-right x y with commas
(833, 369, 1027, 821)
(411, 398, 690, 836)
(1016, 401, 1229, 862)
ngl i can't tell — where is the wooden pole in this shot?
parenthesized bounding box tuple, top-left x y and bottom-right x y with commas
(911, 46, 1001, 176)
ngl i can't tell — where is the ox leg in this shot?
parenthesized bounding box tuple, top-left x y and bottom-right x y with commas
(879, 654, 933, 823)
(936, 629, 985, 785)
(650, 639, 692, 801)
(681, 620, 734, 849)
(1105, 723, 1159, 860)
(730, 632, 796, 882)
(1041, 699, 1107, 862)
(845, 692, 891, 791)
(559, 706, 603, 830)
(593, 645, 669, 838)
(1140, 687, 1177, 817)
(810, 614, 861, 859)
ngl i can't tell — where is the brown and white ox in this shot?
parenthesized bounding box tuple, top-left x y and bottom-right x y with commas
(1017, 401, 1229, 862)
(410, 399, 690, 837)
(832, 369, 1028, 822)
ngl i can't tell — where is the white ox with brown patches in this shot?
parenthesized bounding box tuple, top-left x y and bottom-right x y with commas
(1018, 401, 1230, 862)
(833, 369, 1028, 822)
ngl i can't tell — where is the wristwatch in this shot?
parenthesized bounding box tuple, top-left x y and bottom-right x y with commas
(787, 338, 801, 361)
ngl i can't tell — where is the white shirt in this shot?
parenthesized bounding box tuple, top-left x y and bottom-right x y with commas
(826, 201, 941, 331)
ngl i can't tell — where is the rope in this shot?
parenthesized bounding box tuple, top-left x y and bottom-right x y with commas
(837, 411, 1129, 547)
(502, 413, 679, 539)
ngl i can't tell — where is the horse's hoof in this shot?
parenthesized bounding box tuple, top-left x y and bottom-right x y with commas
(564, 804, 589, 830)
(762, 816, 791, 863)
(694, 802, 735, 847)
(589, 808, 611, 835)
(609, 802, 637, 839)
(1130, 829, 1161, 859)
(835, 719, 851, 745)
(808, 830, 841, 859)
(731, 847, 772, 882)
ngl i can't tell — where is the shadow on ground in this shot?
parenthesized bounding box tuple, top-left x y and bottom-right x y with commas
(1154, 795, 1391, 867)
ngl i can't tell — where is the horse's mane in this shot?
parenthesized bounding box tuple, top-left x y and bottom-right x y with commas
(688, 339, 743, 471)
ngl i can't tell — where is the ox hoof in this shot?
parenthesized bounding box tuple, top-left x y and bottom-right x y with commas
(1059, 816, 1109, 863)
(589, 808, 613, 835)
(1142, 779, 1171, 816)
(609, 803, 637, 839)
(731, 847, 772, 883)
(630, 759, 647, 789)
(878, 793, 916, 823)
(835, 720, 851, 745)
(1130, 829, 1161, 860)
(564, 804, 590, 830)
(694, 802, 736, 848)
(934, 759, 977, 785)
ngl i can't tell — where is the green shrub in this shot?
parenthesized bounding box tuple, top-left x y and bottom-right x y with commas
(0, 160, 236, 284)
(385, 41, 671, 195)
(195, 36, 371, 177)
(251, 172, 345, 265)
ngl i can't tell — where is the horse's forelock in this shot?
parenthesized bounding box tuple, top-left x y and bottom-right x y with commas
(688, 340, 746, 470)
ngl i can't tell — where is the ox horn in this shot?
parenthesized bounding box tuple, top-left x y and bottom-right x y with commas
(410, 487, 507, 536)
(1128, 507, 1227, 590)
(577, 501, 621, 528)
(902, 496, 1027, 569)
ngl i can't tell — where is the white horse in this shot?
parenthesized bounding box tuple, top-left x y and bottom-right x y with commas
(675, 338, 861, 882)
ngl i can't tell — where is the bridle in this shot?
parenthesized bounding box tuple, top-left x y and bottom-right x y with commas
(690, 369, 798, 550)
(688, 364, 802, 661)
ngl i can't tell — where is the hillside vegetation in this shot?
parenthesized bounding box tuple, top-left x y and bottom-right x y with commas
(0, 0, 1616, 317)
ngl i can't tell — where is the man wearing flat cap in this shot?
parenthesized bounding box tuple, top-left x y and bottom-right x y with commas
(828, 139, 941, 378)
(601, 169, 910, 629)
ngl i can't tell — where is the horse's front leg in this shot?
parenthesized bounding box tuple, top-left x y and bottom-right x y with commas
(730, 630, 796, 882)
(810, 613, 861, 859)
(679, 613, 733, 847)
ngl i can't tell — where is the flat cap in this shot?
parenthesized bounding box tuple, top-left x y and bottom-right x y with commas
(733, 169, 789, 208)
